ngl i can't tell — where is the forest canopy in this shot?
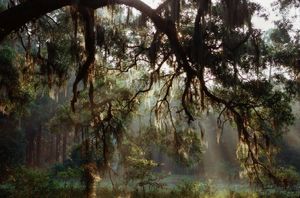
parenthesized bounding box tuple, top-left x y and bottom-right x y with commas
(0, 0, 300, 197)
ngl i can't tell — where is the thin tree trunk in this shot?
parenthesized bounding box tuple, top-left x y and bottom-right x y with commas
(62, 131, 67, 162)
(56, 134, 61, 162)
(26, 136, 34, 167)
(36, 124, 42, 166)
(50, 134, 55, 163)
(74, 124, 79, 143)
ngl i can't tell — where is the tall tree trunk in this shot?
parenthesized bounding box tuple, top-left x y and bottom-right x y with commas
(74, 124, 80, 143)
(25, 127, 36, 167)
(49, 134, 55, 164)
(56, 134, 61, 162)
(83, 163, 98, 198)
(26, 136, 34, 167)
(62, 131, 67, 162)
(36, 124, 42, 166)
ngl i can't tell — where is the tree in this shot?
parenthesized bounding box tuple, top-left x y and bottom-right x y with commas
(0, 113, 25, 182)
(0, 0, 299, 188)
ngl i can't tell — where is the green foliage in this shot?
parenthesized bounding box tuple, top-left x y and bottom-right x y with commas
(69, 145, 85, 167)
(0, 46, 15, 65)
(51, 163, 83, 179)
(40, 40, 73, 87)
(0, 4, 5, 12)
(47, 104, 75, 134)
(171, 181, 203, 198)
(1, 169, 299, 198)
(0, 46, 29, 113)
(6, 167, 57, 197)
(125, 156, 158, 181)
(274, 166, 300, 188)
(0, 166, 86, 198)
(173, 130, 203, 166)
(135, 124, 203, 168)
(122, 141, 165, 192)
(0, 45, 30, 114)
(270, 28, 291, 44)
(96, 185, 300, 198)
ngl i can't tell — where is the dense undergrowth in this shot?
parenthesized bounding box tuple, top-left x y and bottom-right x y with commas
(0, 167, 299, 198)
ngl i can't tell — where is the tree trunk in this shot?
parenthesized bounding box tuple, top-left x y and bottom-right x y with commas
(74, 124, 80, 143)
(49, 134, 55, 163)
(36, 124, 42, 166)
(83, 163, 99, 198)
(56, 134, 61, 162)
(26, 136, 34, 167)
(62, 131, 67, 162)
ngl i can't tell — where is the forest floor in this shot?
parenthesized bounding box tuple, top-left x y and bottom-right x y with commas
(95, 174, 300, 198)
(1, 174, 300, 197)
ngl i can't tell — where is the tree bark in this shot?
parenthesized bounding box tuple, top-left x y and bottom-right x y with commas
(49, 134, 55, 164)
(56, 134, 61, 162)
(83, 163, 98, 198)
(0, 0, 114, 41)
(36, 124, 42, 166)
(62, 131, 67, 162)
(26, 136, 34, 167)
(0, 0, 180, 44)
(74, 124, 79, 143)
(0, 0, 72, 41)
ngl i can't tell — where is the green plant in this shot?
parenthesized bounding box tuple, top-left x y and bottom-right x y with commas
(7, 167, 57, 197)
(125, 155, 165, 194)
(274, 166, 300, 188)
(172, 181, 202, 198)
(56, 167, 82, 187)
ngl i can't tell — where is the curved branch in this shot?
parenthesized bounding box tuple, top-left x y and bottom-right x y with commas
(71, 7, 95, 112)
(0, 0, 71, 41)
(0, 0, 196, 73)
(0, 0, 118, 41)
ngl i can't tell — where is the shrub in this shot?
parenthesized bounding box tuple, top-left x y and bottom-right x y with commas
(3, 166, 86, 198)
(171, 181, 202, 198)
(274, 166, 300, 188)
(6, 167, 57, 197)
